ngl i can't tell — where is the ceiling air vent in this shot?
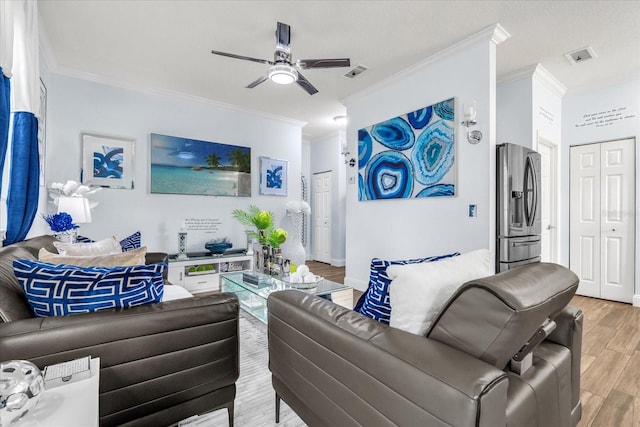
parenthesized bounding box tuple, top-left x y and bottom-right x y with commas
(344, 64, 368, 78)
(564, 46, 596, 64)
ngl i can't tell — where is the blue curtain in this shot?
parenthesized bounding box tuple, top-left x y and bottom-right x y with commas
(3, 112, 39, 245)
(0, 68, 9, 192)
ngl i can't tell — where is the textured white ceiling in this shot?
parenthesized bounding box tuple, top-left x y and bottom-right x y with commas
(38, 1, 640, 139)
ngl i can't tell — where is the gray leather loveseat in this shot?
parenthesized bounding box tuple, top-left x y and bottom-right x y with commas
(267, 262, 582, 427)
(0, 235, 239, 427)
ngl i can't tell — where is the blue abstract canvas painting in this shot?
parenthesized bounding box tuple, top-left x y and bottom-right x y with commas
(259, 156, 288, 196)
(358, 97, 456, 201)
(150, 133, 251, 197)
(82, 133, 134, 189)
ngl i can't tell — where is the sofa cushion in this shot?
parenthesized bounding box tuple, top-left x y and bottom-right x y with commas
(38, 246, 147, 267)
(387, 249, 492, 335)
(13, 260, 165, 317)
(0, 247, 37, 322)
(355, 252, 459, 323)
(77, 231, 142, 252)
(54, 236, 122, 256)
(428, 262, 580, 369)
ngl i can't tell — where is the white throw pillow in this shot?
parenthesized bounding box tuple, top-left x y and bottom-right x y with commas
(54, 236, 122, 256)
(388, 249, 492, 335)
(162, 285, 194, 302)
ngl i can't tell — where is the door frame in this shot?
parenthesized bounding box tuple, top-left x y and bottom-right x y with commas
(537, 133, 559, 263)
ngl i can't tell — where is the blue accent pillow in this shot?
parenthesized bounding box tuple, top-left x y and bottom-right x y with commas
(77, 231, 142, 252)
(13, 259, 165, 317)
(355, 253, 460, 323)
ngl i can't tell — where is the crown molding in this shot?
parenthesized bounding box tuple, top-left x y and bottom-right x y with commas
(498, 63, 567, 98)
(342, 23, 511, 106)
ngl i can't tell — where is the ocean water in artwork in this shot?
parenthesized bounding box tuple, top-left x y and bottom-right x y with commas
(151, 165, 251, 196)
(358, 98, 456, 201)
(150, 133, 251, 197)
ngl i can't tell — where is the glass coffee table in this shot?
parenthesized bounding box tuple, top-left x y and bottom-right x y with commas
(220, 271, 349, 323)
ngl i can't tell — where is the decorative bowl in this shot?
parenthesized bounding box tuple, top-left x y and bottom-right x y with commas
(204, 242, 232, 255)
(283, 275, 324, 289)
(0, 360, 45, 424)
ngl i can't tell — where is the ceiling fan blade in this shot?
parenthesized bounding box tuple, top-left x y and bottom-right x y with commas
(296, 72, 318, 95)
(211, 50, 273, 65)
(276, 22, 291, 53)
(246, 75, 269, 89)
(296, 58, 351, 69)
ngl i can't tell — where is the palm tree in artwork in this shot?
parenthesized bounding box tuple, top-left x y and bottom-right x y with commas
(207, 153, 221, 169)
(228, 149, 251, 173)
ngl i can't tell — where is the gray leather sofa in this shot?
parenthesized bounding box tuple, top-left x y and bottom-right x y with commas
(0, 235, 239, 427)
(268, 262, 583, 427)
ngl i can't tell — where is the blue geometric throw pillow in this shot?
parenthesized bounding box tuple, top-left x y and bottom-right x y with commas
(77, 231, 141, 252)
(13, 259, 165, 317)
(355, 252, 460, 324)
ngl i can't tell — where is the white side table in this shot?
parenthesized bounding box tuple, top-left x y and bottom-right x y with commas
(15, 358, 100, 427)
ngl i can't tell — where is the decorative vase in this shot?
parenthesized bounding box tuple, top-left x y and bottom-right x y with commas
(53, 229, 77, 243)
(245, 230, 254, 255)
(177, 231, 188, 260)
(0, 360, 45, 425)
(282, 212, 306, 270)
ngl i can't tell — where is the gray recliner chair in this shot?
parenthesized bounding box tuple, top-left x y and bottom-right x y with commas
(267, 262, 582, 427)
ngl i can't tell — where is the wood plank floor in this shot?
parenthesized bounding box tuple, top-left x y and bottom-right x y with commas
(309, 261, 640, 426)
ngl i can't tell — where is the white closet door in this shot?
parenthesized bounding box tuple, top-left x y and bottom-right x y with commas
(570, 138, 635, 303)
(570, 144, 601, 298)
(312, 171, 332, 264)
(600, 138, 635, 302)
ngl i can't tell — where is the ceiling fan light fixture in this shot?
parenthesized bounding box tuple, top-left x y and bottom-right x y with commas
(268, 64, 298, 85)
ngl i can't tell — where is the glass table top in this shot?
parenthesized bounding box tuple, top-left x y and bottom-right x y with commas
(220, 271, 349, 299)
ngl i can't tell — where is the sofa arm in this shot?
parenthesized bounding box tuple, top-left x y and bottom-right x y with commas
(145, 252, 169, 279)
(547, 305, 583, 411)
(0, 293, 240, 426)
(268, 290, 508, 427)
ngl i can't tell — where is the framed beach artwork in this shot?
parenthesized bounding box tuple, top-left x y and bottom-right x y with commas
(259, 156, 288, 196)
(150, 133, 251, 197)
(81, 133, 134, 189)
(357, 97, 456, 201)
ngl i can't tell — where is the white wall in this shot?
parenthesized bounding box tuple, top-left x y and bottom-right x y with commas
(36, 73, 304, 254)
(562, 79, 640, 304)
(342, 27, 504, 290)
(497, 77, 533, 147)
(309, 131, 347, 265)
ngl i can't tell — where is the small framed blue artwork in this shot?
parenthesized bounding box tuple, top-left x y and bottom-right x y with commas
(259, 157, 288, 196)
(81, 133, 134, 189)
(357, 97, 456, 201)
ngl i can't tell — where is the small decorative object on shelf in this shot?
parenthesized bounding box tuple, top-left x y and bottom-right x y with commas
(0, 360, 45, 424)
(177, 230, 188, 260)
(204, 237, 232, 255)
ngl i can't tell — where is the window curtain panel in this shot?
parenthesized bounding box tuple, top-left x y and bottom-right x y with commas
(0, 71, 9, 194)
(0, 0, 15, 233)
(2, 0, 40, 245)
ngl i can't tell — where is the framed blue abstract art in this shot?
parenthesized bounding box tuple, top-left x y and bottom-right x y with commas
(259, 156, 288, 196)
(357, 97, 456, 201)
(82, 133, 134, 189)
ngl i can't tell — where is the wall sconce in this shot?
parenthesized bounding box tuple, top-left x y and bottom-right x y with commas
(461, 101, 483, 144)
(341, 143, 356, 167)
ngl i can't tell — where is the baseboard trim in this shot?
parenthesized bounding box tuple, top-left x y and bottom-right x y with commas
(345, 276, 367, 292)
(633, 294, 640, 308)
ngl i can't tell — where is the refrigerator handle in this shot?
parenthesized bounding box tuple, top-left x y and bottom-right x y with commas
(524, 155, 538, 227)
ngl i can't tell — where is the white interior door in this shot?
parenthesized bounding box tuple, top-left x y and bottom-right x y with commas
(570, 144, 601, 298)
(570, 138, 635, 303)
(312, 171, 332, 263)
(600, 139, 635, 302)
(538, 136, 558, 263)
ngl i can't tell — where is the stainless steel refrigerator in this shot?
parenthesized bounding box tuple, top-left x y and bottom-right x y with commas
(496, 143, 541, 272)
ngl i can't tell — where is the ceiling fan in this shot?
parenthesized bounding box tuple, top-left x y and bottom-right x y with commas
(211, 22, 351, 95)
